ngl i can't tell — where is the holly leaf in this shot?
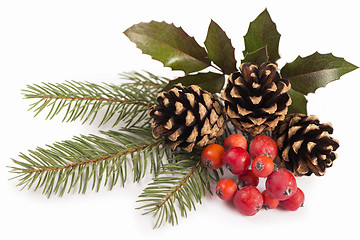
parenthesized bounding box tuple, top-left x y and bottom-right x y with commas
(243, 9, 281, 63)
(242, 45, 269, 66)
(162, 72, 225, 93)
(204, 20, 237, 74)
(287, 88, 308, 115)
(124, 21, 211, 74)
(281, 52, 358, 95)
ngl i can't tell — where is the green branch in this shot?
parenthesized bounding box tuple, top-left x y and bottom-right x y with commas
(10, 127, 166, 197)
(155, 163, 198, 208)
(23, 71, 168, 127)
(137, 150, 215, 228)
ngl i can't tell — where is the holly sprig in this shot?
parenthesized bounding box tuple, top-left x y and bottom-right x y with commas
(124, 8, 357, 114)
(10, 9, 358, 228)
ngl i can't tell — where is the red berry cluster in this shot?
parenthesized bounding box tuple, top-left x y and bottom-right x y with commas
(201, 134, 305, 216)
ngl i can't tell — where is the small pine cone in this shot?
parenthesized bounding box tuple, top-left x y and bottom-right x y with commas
(221, 62, 292, 136)
(148, 84, 226, 152)
(273, 113, 340, 176)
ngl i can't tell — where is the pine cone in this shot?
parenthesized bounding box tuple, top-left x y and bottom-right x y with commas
(148, 84, 226, 152)
(273, 113, 339, 176)
(221, 62, 292, 136)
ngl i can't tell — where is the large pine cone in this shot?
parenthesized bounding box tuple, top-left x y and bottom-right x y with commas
(221, 62, 292, 136)
(273, 113, 339, 176)
(148, 84, 226, 152)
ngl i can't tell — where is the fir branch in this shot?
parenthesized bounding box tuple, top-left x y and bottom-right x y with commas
(9, 127, 166, 197)
(137, 150, 215, 228)
(23, 71, 168, 127)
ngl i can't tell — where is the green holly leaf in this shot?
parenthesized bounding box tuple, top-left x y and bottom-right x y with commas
(243, 9, 281, 63)
(124, 21, 211, 74)
(204, 20, 237, 74)
(242, 45, 269, 66)
(287, 88, 308, 115)
(281, 52, 358, 95)
(162, 72, 225, 93)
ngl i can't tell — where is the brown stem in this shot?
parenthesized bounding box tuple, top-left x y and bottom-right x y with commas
(156, 162, 200, 208)
(27, 141, 161, 174)
(40, 96, 152, 107)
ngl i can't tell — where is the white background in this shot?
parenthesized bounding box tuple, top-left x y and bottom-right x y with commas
(1, 0, 359, 239)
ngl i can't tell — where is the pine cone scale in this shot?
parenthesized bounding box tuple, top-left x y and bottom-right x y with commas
(262, 104, 277, 114)
(185, 127, 197, 143)
(164, 118, 174, 129)
(209, 109, 218, 125)
(237, 105, 252, 116)
(198, 103, 207, 121)
(296, 158, 309, 175)
(307, 141, 316, 152)
(152, 125, 173, 139)
(185, 110, 196, 126)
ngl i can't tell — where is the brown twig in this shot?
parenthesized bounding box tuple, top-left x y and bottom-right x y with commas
(40, 95, 152, 107)
(26, 141, 161, 174)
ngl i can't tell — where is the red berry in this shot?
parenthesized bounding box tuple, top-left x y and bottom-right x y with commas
(280, 187, 305, 211)
(201, 144, 225, 170)
(265, 169, 297, 201)
(251, 155, 274, 178)
(237, 169, 259, 188)
(262, 190, 279, 210)
(224, 134, 247, 150)
(222, 147, 251, 175)
(249, 135, 278, 160)
(216, 179, 237, 200)
(233, 186, 263, 216)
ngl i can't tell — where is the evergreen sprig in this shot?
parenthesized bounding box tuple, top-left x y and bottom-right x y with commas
(10, 127, 166, 197)
(23, 71, 168, 127)
(137, 150, 216, 228)
(10, 8, 358, 228)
